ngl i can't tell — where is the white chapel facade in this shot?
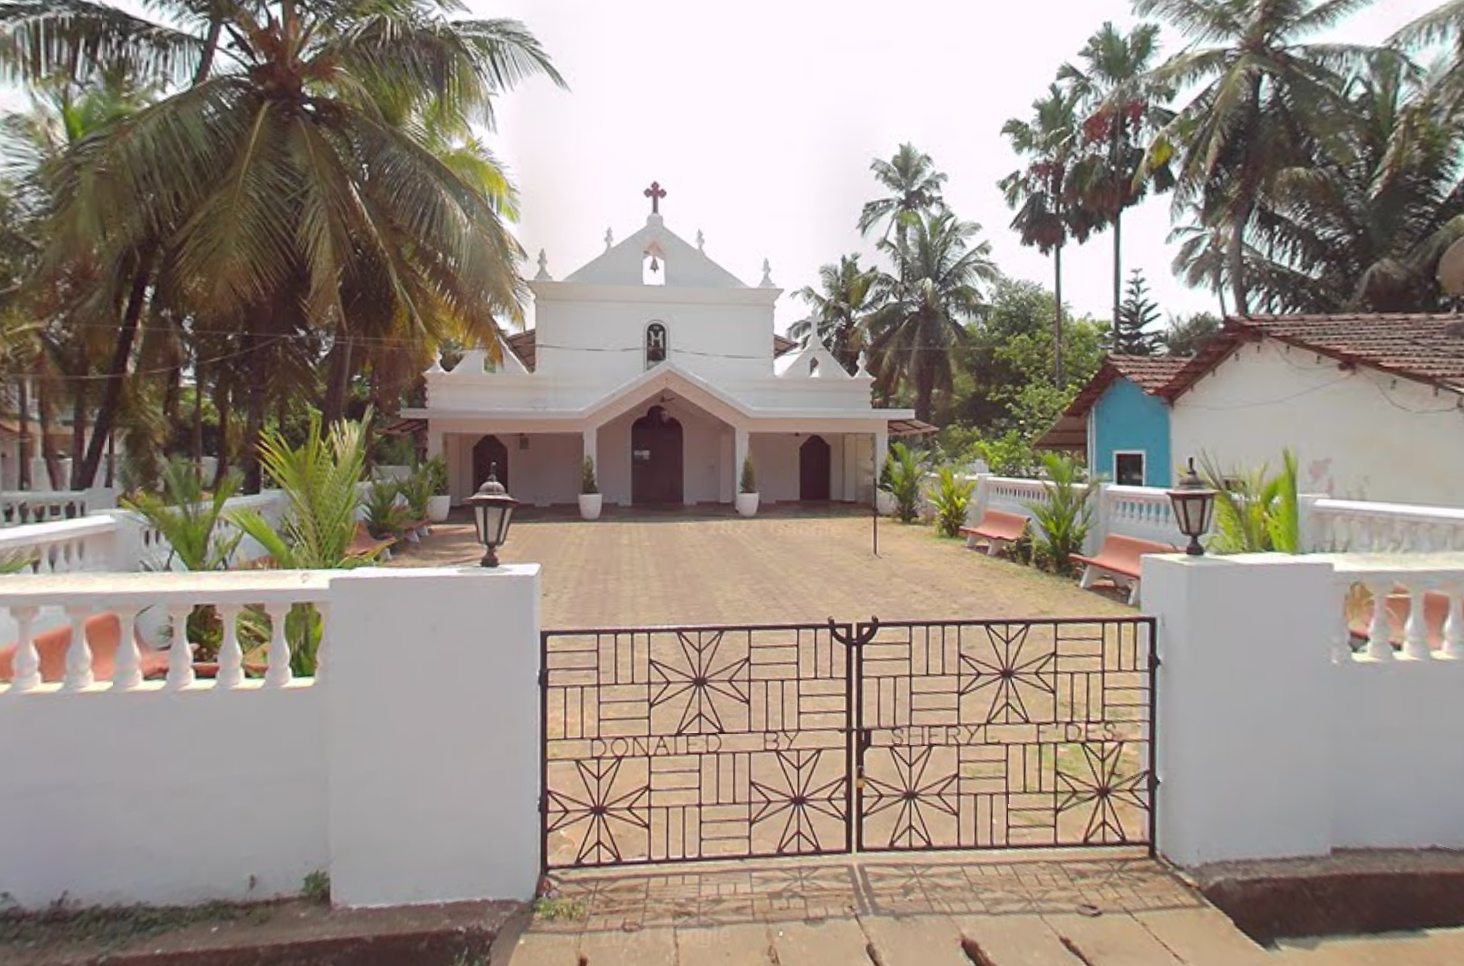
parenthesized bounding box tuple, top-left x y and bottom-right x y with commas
(406, 187, 914, 509)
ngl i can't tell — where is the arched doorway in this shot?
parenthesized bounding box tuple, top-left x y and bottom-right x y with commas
(800, 435, 831, 501)
(472, 435, 509, 491)
(631, 406, 683, 505)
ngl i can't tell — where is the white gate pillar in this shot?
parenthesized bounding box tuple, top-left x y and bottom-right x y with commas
(327, 565, 542, 906)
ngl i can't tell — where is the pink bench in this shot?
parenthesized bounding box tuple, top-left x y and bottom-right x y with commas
(959, 510, 1029, 556)
(0, 613, 170, 684)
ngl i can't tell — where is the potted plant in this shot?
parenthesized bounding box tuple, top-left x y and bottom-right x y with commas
(736, 454, 759, 517)
(423, 455, 451, 522)
(578, 456, 602, 521)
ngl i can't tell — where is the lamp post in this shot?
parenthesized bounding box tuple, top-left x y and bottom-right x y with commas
(1167, 457, 1218, 556)
(465, 464, 519, 568)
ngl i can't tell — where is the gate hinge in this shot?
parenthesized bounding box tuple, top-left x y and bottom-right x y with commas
(538, 668, 547, 687)
(1149, 654, 1162, 670)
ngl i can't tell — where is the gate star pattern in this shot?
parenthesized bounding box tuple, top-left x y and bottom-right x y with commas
(542, 617, 1154, 870)
(543, 624, 851, 869)
(857, 619, 1153, 852)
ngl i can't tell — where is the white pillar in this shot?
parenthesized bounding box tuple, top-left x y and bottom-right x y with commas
(1145, 553, 1334, 868)
(873, 428, 889, 505)
(327, 565, 542, 906)
(425, 430, 443, 460)
(734, 427, 750, 495)
(581, 426, 597, 473)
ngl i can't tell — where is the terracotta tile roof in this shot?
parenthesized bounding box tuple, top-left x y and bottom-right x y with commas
(1163, 313, 1464, 400)
(501, 330, 802, 373)
(1105, 355, 1190, 393)
(1036, 354, 1189, 453)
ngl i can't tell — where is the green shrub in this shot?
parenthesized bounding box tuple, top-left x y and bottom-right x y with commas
(931, 467, 976, 537)
(423, 455, 449, 496)
(581, 456, 599, 495)
(881, 442, 924, 524)
(1199, 449, 1300, 554)
(123, 457, 243, 572)
(399, 468, 433, 519)
(363, 479, 409, 538)
(1023, 452, 1094, 575)
(740, 454, 756, 494)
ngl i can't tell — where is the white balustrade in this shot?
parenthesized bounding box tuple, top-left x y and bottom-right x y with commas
(1320, 553, 1464, 663)
(1310, 499, 1464, 554)
(0, 516, 120, 575)
(0, 570, 331, 695)
(0, 488, 115, 528)
(1102, 485, 1183, 547)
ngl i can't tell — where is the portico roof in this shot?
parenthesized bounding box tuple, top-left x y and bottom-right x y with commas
(404, 361, 913, 426)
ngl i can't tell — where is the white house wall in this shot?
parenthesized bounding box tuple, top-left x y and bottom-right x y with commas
(1170, 339, 1464, 505)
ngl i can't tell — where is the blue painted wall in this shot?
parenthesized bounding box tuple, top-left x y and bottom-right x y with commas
(1091, 378, 1173, 486)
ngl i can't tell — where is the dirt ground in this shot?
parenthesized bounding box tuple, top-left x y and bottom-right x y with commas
(390, 507, 1132, 628)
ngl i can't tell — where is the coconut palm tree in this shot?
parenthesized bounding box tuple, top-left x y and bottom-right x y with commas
(857, 143, 949, 240)
(1247, 58, 1464, 312)
(0, 0, 564, 489)
(788, 254, 880, 374)
(1135, 0, 1380, 315)
(1060, 21, 1174, 338)
(1391, 0, 1464, 111)
(1000, 83, 1089, 386)
(866, 212, 997, 423)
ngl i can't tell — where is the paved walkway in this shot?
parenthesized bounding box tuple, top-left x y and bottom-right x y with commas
(393, 508, 1131, 627)
(492, 850, 1278, 965)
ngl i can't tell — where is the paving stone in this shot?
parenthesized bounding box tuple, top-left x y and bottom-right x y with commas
(861, 915, 970, 965)
(498, 931, 585, 966)
(768, 919, 876, 965)
(951, 913, 1080, 966)
(1272, 930, 1464, 965)
(1132, 907, 1271, 965)
(1045, 912, 1183, 964)
(578, 925, 678, 965)
(675, 921, 775, 965)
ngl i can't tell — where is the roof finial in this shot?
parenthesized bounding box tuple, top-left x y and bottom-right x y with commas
(759, 258, 774, 287)
(604, 227, 614, 251)
(856, 347, 871, 377)
(643, 180, 667, 215)
(534, 249, 552, 281)
(696, 230, 705, 252)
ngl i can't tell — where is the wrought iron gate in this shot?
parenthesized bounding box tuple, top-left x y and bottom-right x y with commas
(541, 617, 1155, 871)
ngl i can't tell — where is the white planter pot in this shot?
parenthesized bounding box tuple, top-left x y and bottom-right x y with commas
(876, 491, 896, 515)
(735, 492, 760, 517)
(578, 493, 603, 521)
(427, 494, 451, 522)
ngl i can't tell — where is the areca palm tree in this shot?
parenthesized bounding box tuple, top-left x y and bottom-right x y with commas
(0, 0, 564, 489)
(1000, 84, 1088, 386)
(1060, 22, 1174, 337)
(866, 212, 997, 423)
(1135, 0, 1380, 315)
(857, 143, 949, 240)
(788, 254, 880, 374)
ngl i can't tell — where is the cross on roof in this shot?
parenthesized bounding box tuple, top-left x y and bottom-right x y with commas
(644, 181, 666, 215)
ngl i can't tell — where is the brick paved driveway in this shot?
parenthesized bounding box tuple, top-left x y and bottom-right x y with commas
(394, 508, 1130, 629)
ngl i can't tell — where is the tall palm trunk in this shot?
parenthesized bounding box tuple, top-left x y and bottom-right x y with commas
(1112, 211, 1123, 342)
(16, 375, 30, 490)
(1053, 243, 1065, 387)
(68, 349, 88, 489)
(35, 367, 61, 489)
(1227, 205, 1251, 316)
(212, 378, 231, 490)
(192, 361, 205, 484)
(79, 251, 154, 488)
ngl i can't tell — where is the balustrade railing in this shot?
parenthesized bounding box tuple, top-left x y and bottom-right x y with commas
(0, 488, 115, 528)
(0, 570, 332, 694)
(0, 517, 120, 575)
(1310, 499, 1464, 554)
(1321, 553, 1464, 663)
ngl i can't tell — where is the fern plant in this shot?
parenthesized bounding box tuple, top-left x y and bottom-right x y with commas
(364, 479, 410, 537)
(123, 457, 243, 572)
(1022, 452, 1094, 574)
(881, 442, 924, 524)
(1199, 449, 1300, 554)
(228, 410, 373, 570)
(931, 467, 976, 538)
(423, 455, 449, 496)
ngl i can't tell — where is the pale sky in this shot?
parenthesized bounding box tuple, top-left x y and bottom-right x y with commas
(480, 0, 1440, 334)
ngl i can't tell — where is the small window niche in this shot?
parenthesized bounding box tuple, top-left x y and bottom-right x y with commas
(642, 242, 667, 286)
(645, 322, 668, 369)
(1114, 451, 1146, 487)
(809, 357, 820, 376)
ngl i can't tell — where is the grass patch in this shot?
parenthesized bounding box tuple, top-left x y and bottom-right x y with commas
(532, 896, 588, 921)
(0, 899, 274, 952)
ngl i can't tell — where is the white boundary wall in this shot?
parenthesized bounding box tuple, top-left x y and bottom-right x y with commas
(1146, 552, 1464, 867)
(0, 565, 541, 909)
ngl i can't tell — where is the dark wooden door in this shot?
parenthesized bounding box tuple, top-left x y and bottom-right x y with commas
(631, 406, 683, 505)
(473, 435, 509, 491)
(800, 435, 832, 501)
